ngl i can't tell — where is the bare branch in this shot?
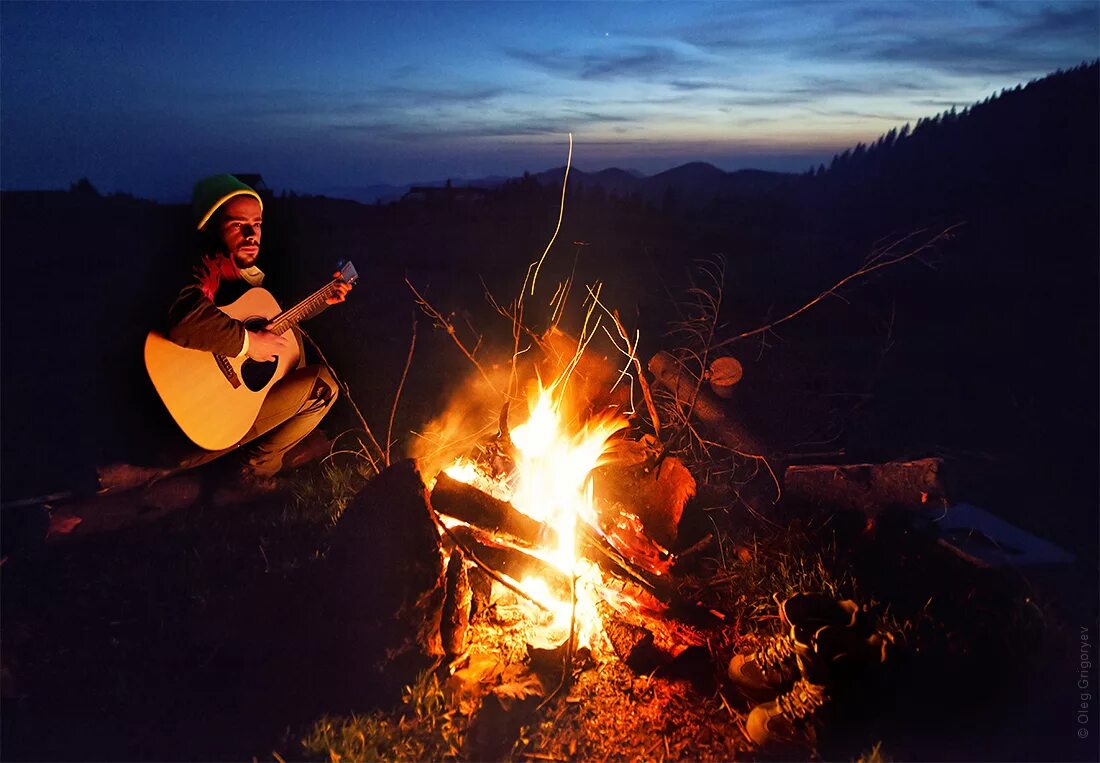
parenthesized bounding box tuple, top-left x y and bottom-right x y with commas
(712, 223, 961, 352)
(385, 311, 418, 467)
(405, 277, 500, 395)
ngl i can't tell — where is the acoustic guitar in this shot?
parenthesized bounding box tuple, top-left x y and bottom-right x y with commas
(144, 261, 357, 450)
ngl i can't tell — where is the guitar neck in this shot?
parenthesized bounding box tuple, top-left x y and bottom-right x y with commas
(267, 280, 342, 335)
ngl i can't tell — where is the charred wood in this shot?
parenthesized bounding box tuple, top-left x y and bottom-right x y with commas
(784, 457, 949, 515)
(322, 459, 446, 682)
(431, 472, 549, 547)
(447, 524, 571, 598)
(441, 548, 472, 659)
(596, 600, 666, 673)
(468, 566, 493, 618)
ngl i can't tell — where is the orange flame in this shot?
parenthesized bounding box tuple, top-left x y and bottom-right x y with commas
(445, 374, 627, 650)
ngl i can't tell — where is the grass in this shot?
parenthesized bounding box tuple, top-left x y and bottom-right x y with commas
(302, 671, 465, 762)
(0, 447, 1071, 762)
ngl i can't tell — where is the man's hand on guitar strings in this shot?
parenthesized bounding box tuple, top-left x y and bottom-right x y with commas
(325, 271, 353, 305)
(246, 329, 291, 362)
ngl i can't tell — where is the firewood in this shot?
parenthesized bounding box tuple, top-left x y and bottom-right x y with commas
(648, 350, 772, 461)
(468, 566, 493, 617)
(430, 472, 549, 548)
(784, 457, 949, 515)
(447, 524, 571, 597)
(596, 599, 665, 673)
(441, 549, 472, 659)
(434, 474, 674, 608)
(323, 459, 446, 669)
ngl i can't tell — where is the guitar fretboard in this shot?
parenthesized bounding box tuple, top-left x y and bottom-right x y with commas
(266, 280, 342, 336)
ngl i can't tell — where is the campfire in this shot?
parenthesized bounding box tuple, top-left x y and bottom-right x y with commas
(439, 374, 628, 652)
(425, 334, 698, 669)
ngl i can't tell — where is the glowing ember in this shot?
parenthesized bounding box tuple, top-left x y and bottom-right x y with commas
(445, 377, 627, 650)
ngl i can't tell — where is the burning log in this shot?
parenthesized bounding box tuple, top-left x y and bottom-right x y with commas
(579, 523, 670, 601)
(447, 523, 571, 598)
(435, 471, 674, 605)
(468, 566, 492, 617)
(593, 438, 696, 548)
(784, 457, 949, 515)
(441, 549, 472, 659)
(596, 599, 665, 673)
(431, 472, 549, 548)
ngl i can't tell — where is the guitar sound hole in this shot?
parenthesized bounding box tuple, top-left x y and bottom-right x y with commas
(240, 317, 279, 391)
(241, 357, 278, 391)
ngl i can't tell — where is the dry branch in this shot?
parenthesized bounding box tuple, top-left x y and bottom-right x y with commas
(405, 277, 500, 395)
(648, 351, 772, 463)
(447, 523, 571, 596)
(711, 224, 962, 352)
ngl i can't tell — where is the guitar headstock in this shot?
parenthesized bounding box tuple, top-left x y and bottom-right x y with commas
(336, 260, 359, 286)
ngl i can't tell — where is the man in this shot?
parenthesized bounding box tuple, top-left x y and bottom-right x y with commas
(119, 174, 349, 491)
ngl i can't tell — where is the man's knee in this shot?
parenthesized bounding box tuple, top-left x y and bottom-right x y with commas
(311, 366, 338, 405)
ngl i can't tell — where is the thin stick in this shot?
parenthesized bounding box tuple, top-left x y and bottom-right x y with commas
(607, 304, 661, 435)
(434, 511, 552, 612)
(712, 224, 962, 351)
(299, 328, 385, 468)
(405, 278, 500, 395)
(385, 311, 418, 467)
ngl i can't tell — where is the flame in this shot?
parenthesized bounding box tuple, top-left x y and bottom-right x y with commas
(445, 375, 627, 650)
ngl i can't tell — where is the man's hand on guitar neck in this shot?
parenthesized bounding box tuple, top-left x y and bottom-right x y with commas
(325, 271, 353, 305)
(245, 329, 291, 362)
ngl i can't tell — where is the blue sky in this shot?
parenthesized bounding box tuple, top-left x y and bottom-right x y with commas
(1, 1, 1096, 200)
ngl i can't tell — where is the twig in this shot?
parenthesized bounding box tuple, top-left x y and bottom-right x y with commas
(405, 278, 500, 395)
(653, 258, 726, 468)
(299, 328, 385, 469)
(612, 309, 661, 435)
(711, 223, 962, 351)
(386, 311, 418, 466)
(433, 510, 552, 612)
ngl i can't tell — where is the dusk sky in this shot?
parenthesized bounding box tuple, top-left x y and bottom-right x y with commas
(2, 1, 1097, 201)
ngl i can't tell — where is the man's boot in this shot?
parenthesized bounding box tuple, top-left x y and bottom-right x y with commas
(744, 593, 887, 749)
(745, 674, 829, 748)
(727, 592, 860, 694)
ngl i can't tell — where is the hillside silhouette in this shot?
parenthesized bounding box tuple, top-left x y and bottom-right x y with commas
(1, 62, 1096, 561)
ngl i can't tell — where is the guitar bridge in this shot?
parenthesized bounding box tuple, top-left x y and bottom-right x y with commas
(214, 353, 243, 388)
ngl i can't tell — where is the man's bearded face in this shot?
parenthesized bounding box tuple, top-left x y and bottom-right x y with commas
(217, 195, 262, 268)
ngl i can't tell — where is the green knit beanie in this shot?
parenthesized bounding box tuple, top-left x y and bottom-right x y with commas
(192, 174, 263, 231)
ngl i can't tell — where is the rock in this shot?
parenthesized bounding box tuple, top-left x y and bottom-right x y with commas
(321, 459, 446, 689)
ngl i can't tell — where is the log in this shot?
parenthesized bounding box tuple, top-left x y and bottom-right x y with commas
(434, 475, 673, 606)
(593, 438, 696, 548)
(441, 549, 472, 659)
(648, 350, 773, 461)
(783, 457, 949, 515)
(430, 472, 549, 548)
(447, 524, 571, 597)
(596, 600, 665, 673)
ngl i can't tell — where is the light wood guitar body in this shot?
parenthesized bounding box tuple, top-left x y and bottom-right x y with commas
(145, 261, 357, 451)
(144, 288, 301, 451)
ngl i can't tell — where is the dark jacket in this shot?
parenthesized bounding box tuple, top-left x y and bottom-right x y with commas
(165, 253, 253, 356)
(165, 253, 306, 366)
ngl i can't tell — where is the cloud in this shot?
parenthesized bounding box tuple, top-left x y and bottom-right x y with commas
(188, 82, 511, 123)
(806, 2, 1099, 78)
(674, 1, 1097, 79)
(506, 44, 700, 81)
